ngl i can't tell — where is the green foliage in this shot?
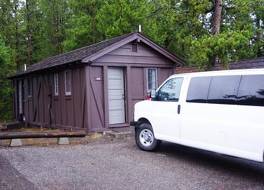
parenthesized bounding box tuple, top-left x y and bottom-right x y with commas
(189, 30, 253, 69)
(0, 37, 13, 121)
(40, 0, 69, 55)
(96, 0, 153, 37)
(63, 0, 103, 50)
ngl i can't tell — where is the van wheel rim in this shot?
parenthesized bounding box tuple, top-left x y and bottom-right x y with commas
(139, 129, 154, 147)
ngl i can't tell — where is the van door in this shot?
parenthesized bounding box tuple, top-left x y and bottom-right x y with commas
(150, 77, 183, 142)
(182, 75, 242, 153)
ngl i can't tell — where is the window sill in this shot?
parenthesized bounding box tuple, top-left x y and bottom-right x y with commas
(65, 95, 72, 100)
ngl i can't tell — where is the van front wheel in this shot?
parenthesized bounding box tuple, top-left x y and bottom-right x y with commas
(135, 123, 160, 151)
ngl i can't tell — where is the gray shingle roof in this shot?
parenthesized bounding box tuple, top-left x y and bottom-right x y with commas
(229, 57, 264, 69)
(15, 33, 133, 77)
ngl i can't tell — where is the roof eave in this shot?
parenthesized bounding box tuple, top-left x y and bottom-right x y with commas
(8, 60, 86, 79)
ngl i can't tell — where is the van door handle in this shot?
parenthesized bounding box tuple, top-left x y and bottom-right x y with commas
(177, 104, 181, 114)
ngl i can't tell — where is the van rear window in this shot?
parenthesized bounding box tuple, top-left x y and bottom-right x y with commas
(237, 75, 264, 106)
(207, 76, 241, 104)
(187, 74, 264, 107)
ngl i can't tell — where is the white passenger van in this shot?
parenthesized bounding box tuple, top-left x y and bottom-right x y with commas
(131, 69, 264, 162)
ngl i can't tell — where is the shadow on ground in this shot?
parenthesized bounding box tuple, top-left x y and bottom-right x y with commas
(155, 141, 264, 181)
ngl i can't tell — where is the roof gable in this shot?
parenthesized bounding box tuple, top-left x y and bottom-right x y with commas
(82, 32, 184, 65)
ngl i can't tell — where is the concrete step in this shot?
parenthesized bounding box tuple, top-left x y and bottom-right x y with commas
(103, 128, 133, 139)
(0, 127, 133, 147)
(0, 123, 7, 130)
(0, 132, 104, 147)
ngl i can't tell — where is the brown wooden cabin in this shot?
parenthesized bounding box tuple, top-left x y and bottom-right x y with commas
(9, 32, 184, 132)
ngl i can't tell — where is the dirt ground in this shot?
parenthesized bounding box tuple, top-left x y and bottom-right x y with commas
(0, 138, 264, 190)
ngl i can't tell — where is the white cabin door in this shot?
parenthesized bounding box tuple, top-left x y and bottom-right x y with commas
(108, 68, 125, 125)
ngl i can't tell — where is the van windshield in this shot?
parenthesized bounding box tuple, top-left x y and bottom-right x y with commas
(155, 78, 183, 101)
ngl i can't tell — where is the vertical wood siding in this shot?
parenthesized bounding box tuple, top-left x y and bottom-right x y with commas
(16, 66, 87, 130)
(86, 66, 105, 131)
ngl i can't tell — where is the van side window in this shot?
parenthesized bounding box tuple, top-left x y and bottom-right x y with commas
(187, 77, 211, 103)
(155, 78, 183, 101)
(207, 76, 241, 104)
(237, 75, 264, 106)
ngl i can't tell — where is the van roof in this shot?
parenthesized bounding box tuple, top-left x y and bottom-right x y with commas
(171, 68, 264, 78)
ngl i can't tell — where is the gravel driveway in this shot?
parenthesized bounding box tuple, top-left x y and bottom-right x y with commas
(0, 138, 264, 190)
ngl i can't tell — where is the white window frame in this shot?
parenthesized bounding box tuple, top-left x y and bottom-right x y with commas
(146, 68, 158, 92)
(64, 70, 72, 96)
(54, 73, 59, 96)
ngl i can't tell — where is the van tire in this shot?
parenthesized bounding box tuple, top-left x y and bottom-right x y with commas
(135, 122, 160, 151)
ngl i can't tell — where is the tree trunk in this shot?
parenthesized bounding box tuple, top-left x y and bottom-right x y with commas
(14, 0, 20, 70)
(255, 16, 263, 57)
(51, 0, 64, 54)
(212, 0, 222, 35)
(26, 0, 33, 65)
(210, 0, 223, 67)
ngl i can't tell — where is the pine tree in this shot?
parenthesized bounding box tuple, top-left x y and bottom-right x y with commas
(63, 0, 103, 51)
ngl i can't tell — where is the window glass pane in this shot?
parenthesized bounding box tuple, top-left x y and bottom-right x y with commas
(156, 78, 183, 101)
(54, 73, 59, 96)
(237, 75, 264, 106)
(147, 69, 157, 91)
(208, 76, 241, 104)
(65, 70, 72, 95)
(187, 77, 211, 103)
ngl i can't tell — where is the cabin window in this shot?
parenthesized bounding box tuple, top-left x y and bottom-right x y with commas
(64, 70, 72, 96)
(27, 78, 32, 97)
(147, 68, 157, 92)
(132, 43, 138, 52)
(54, 73, 59, 96)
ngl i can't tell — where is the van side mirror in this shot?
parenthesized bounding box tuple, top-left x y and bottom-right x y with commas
(151, 90, 156, 98)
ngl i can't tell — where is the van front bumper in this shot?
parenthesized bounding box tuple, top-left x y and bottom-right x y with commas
(130, 121, 138, 127)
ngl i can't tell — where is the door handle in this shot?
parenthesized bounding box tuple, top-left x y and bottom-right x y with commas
(177, 104, 181, 114)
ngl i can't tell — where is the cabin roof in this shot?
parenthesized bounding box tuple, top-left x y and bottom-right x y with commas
(229, 57, 264, 69)
(10, 32, 184, 78)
